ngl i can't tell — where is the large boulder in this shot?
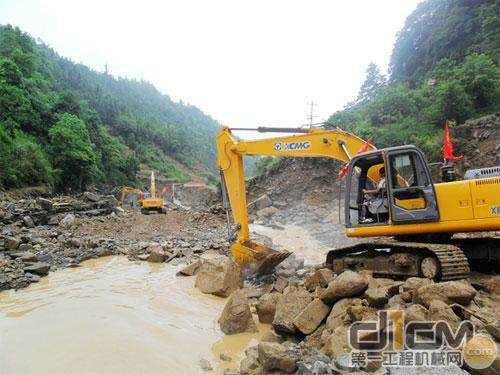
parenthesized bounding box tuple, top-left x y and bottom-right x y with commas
(195, 256, 242, 297)
(256, 292, 280, 324)
(304, 268, 334, 292)
(272, 287, 312, 335)
(219, 289, 258, 334)
(293, 298, 331, 335)
(257, 342, 297, 373)
(413, 280, 476, 307)
(320, 270, 368, 303)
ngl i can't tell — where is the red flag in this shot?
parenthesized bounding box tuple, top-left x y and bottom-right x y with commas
(443, 121, 463, 160)
(339, 139, 373, 179)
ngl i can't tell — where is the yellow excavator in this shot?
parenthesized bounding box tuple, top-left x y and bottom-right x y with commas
(141, 171, 167, 214)
(118, 187, 144, 206)
(216, 126, 500, 279)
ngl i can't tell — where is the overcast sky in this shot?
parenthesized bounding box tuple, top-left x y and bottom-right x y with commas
(0, 0, 421, 136)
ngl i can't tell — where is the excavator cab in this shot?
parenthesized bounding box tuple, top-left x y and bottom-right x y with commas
(344, 145, 440, 228)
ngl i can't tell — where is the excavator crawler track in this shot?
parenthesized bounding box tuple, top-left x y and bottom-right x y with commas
(326, 240, 470, 281)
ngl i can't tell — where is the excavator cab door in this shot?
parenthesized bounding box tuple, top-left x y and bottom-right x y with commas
(386, 147, 440, 224)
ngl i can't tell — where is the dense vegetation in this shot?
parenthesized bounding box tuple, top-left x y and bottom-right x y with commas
(0, 25, 220, 191)
(328, 0, 499, 161)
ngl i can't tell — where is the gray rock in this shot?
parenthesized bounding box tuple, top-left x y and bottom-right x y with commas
(60, 213, 75, 228)
(83, 192, 100, 202)
(25, 272, 41, 282)
(18, 243, 33, 252)
(4, 237, 20, 250)
(22, 215, 35, 228)
(48, 216, 60, 225)
(36, 197, 53, 209)
(23, 262, 50, 276)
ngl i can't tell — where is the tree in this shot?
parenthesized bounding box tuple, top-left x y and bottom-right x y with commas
(389, 0, 498, 83)
(48, 113, 97, 191)
(355, 63, 387, 105)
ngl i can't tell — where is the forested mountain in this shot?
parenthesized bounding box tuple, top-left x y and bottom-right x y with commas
(0, 25, 220, 191)
(328, 0, 499, 161)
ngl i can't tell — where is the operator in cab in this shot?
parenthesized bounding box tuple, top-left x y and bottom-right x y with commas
(360, 167, 387, 224)
(363, 167, 386, 196)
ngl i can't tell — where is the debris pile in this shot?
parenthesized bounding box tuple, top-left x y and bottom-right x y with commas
(0, 191, 120, 227)
(0, 192, 228, 291)
(183, 253, 500, 374)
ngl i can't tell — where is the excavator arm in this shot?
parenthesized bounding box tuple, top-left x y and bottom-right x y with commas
(119, 187, 144, 206)
(216, 126, 377, 273)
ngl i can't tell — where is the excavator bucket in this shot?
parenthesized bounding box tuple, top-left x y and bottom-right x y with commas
(231, 241, 291, 275)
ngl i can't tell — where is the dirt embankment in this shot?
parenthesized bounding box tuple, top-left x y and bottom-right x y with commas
(453, 113, 500, 177)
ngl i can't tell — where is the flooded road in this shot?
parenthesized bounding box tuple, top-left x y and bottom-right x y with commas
(0, 256, 267, 375)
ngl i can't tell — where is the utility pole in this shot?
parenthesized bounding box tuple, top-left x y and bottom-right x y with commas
(306, 102, 317, 127)
(104, 63, 108, 75)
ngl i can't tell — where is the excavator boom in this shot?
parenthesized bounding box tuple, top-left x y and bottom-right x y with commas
(217, 126, 376, 272)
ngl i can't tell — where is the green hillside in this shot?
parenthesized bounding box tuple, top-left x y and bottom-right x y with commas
(328, 0, 499, 161)
(0, 25, 220, 191)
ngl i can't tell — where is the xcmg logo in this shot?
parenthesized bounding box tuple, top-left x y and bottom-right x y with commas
(273, 141, 311, 151)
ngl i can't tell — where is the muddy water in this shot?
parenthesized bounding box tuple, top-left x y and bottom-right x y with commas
(0, 256, 268, 375)
(251, 223, 329, 265)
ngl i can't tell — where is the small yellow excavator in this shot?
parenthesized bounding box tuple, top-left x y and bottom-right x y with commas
(216, 126, 500, 279)
(141, 171, 167, 215)
(118, 187, 144, 206)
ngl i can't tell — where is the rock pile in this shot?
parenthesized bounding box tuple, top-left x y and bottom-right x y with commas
(209, 265, 500, 374)
(0, 192, 228, 291)
(0, 191, 120, 228)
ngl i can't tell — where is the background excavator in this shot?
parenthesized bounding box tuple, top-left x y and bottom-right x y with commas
(216, 126, 500, 279)
(118, 172, 166, 214)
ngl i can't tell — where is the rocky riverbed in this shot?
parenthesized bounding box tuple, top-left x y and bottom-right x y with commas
(1, 189, 499, 374)
(0, 191, 227, 291)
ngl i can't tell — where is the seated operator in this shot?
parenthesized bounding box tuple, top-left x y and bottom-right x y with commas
(360, 167, 387, 223)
